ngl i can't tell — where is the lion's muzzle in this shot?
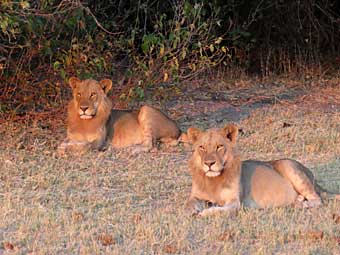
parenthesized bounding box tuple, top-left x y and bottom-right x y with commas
(78, 105, 95, 119)
(79, 114, 93, 120)
(203, 158, 223, 177)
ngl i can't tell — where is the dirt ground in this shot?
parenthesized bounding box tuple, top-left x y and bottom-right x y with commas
(0, 77, 339, 254)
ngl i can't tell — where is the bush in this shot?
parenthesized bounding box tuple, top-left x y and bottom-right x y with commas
(0, 0, 339, 109)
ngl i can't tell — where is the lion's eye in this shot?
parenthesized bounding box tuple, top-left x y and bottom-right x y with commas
(217, 144, 224, 151)
(90, 92, 96, 98)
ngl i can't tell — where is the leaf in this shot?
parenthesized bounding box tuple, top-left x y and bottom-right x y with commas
(141, 43, 148, 54)
(60, 69, 66, 80)
(98, 233, 115, 246)
(218, 231, 235, 241)
(119, 93, 126, 100)
(333, 213, 340, 224)
(133, 214, 142, 223)
(299, 230, 324, 241)
(181, 48, 186, 60)
(53, 61, 61, 70)
(173, 57, 179, 69)
(72, 212, 84, 222)
(172, 37, 178, 49)
(214, 37, 223, 44)
(159, 45, 164, 56)
(0, 17, 9, 33)
(3, 242, 14, 251)
(306, 144, 316, 153)
(163, 244, 178, 254)
(43, 43, 53, 57)
(163, 72, 169, 82)
(168, 32, 175, 42)
(135, 86, 144, 99)
(20, 1, 30, 9)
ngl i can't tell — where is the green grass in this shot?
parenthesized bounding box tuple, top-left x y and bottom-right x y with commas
(1, 81, 340, 254)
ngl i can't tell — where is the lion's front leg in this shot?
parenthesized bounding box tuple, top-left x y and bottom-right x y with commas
(198, 200, 241, 217)
(185, 196, 206, 216)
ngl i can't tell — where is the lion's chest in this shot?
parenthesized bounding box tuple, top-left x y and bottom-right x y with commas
(194, 182, 239, 206)
(68, 124, 106, 143)
(84, 129, 104, 143)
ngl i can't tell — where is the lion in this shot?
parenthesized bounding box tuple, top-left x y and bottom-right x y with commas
(185, 124, 339, 216)
(58, 77, 181, 154)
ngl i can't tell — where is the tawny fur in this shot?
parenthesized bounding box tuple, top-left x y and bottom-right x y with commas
(58, 77, 180, 154)
(187, 127, 242, 209)
(186, 124, 339, 216)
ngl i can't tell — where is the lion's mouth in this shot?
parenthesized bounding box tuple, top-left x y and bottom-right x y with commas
(205, 170, 221, 177)
(80, 114, 94, 120)
(203, 164, 222, 177)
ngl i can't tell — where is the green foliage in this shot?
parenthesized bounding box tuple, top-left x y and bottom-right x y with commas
(0, 0, 339, 102)
(128, 1, 230, 85)
(0, 0, 115, 81)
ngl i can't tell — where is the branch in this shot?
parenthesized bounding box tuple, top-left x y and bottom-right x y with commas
(78, 2, 122, 36)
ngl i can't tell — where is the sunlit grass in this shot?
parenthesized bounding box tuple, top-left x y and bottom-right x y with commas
(0, 80, 339, 254)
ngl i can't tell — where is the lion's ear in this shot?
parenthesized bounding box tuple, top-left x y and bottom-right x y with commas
(99, 79, 112, 94)
(69, 77, 81, 90)
(222, 124, 238, 144)
(187, 127, 202, 143)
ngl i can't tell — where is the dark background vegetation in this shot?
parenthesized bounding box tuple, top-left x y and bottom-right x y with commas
(1, 0, 339, 115)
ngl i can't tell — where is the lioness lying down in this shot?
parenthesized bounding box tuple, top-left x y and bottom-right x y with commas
(58, 77, 180, 154)
(186, 124, 339, 216)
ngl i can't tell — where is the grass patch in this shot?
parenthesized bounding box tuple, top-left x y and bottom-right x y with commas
(1, 79, 339, 254)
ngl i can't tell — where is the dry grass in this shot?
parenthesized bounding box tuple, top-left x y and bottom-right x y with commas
(1, 79, 340, 254)
(239, 103, 340, 164)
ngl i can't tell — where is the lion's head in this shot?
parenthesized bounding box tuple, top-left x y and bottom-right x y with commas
(68, 77, 113, 120)
(187, 124, 239, 177)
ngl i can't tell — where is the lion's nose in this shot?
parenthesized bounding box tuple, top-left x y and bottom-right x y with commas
(204, 160, 216, 168)
(80, 106, 88, 112)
